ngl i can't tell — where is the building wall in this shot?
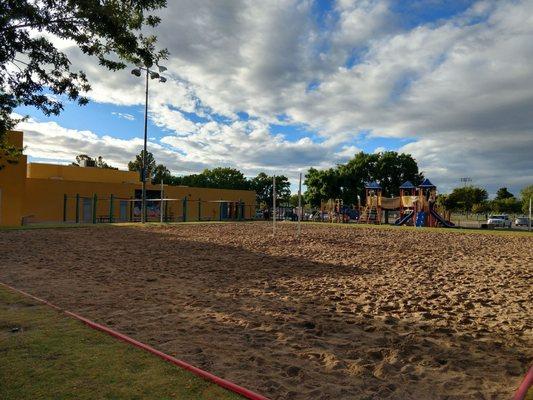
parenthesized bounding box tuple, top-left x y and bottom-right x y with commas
(1, 131, 256, 226)
(23, 180, 256, 223)
(27, 163, 139, 183)
(0, 131, 26, 226)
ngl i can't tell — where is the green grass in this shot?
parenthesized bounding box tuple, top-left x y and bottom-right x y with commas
(0, 286, 243, 400)
(301, 220, 533, 236)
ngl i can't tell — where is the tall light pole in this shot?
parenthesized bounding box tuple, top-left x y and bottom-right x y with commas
(131, 63, 168, 223)
(460, 177, 472, 187)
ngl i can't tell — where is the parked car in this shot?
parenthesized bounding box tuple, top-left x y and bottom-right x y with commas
(487, 215, 512, 228)
(514, 217, 530, 227)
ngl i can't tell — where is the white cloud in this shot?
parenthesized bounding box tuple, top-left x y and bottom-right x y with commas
(14, 0, 533, 194)
(111, 112, 135, 121)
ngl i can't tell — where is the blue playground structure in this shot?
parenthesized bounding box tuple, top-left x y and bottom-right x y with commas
(362, 179, 455, 228)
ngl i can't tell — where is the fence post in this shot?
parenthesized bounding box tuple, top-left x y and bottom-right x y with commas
(198, 198, 201, 221)
(129, 196, 133, 222)
(109, 194, 114, 223)
(219, 201, 222, 221)
(75, 194, 80, 223)
(238, 199, 242, 220)
(92, 194, 97, 224)
(63, 194, 67, 222)
(183, 197, 187, 222)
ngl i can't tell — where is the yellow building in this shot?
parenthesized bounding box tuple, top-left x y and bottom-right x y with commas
(0, 131, 256, 226)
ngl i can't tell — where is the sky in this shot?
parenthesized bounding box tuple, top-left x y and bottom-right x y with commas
(14, 0, 533, 197)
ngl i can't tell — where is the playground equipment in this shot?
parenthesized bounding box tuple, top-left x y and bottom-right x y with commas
(320, 198, 359, 223)
(359, 182, 382, 223)
(360, 179, 454, 228)
(321, 198, 343, 223)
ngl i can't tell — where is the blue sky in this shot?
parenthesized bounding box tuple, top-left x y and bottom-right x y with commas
(14, 0, 533, 196)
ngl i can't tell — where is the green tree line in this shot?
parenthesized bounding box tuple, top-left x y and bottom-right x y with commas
(73, 150, 532, 214)
(304, 151, 423, 207)
(438, 186, 532, 215)
(124, 151, 290, 207)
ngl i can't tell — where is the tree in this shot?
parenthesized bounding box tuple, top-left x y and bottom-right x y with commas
(71, 154, 94, 167)
(520, 185, 533, 214)
(71, 154, 116, 169)
(471, 202, 490, 215)
(304, 167, 341, 207)
(289, 194, 305, 208)
(95, 156, 117, 169)
(495, 187, 514, 200)
(200, 167, 250, 190)
(152, 164, 171, 184)
(128, 150, 156, 180)
(490, 197, 521, 214)
(374, 152, 423, 196)
(180, 173, 208, 188)
(0, 0, 168, 147)
(304, 151, 423, 207)
(250, 173, 290, 207)
(445, 186, 488, 213)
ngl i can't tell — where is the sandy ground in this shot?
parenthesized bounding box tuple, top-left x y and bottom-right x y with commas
(0, 222, 531, 400)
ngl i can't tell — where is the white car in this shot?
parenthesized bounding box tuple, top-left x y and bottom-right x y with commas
(515, 217, 530, 227)
(487, 215, 512, 228)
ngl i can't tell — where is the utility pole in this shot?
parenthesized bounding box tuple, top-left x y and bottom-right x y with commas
(131, 63, 168, 223)
(528, 196, 531, 232)
(297, 172, 302, 238)
(160, 180, 164, 224)
(141, 68, 149, 223)
(273, 175, 276, 236)
(460, 177, 472, 187)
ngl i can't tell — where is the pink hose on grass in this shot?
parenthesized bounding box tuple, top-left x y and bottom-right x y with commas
(4, 281, 531, 400)
(514, 365, 533, 400)
(0, 281, 270, 400)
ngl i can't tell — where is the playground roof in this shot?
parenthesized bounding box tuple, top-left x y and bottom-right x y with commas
(399, 181, 416, 189)
(419, 178, 436, 188)
(365, 181, 382, 189)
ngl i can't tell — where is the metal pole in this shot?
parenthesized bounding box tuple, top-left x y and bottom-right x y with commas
(141, 67, 149, 224)
(297, 172, 302, 237)
(92, 194, 97, 224)
(75, 194, 79, 223)
(160, 180, 164, 223)
(109, 194, 114, 223)
(528, 196, 531, 232)
(198, 198, 202, 221)
(273, 175, 276, 235)
(63, 194, 67, 222)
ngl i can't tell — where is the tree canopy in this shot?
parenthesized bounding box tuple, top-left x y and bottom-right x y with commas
(152, 164, 171, 184)
(0, 0, 168, 147)
(439, 186, 488, 213)
(71, 154, 117, 169)
(128, 150, 156, 181)
(495, 187, 514, 200)
(304, 151, 423, 207)
(249, 172, 291, 207)
(519, 185, 533, 214)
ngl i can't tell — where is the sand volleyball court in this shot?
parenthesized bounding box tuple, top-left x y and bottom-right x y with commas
(0, 222, 531, 399)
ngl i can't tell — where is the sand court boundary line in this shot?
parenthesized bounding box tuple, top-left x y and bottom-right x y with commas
(0, 281, 270, 400)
